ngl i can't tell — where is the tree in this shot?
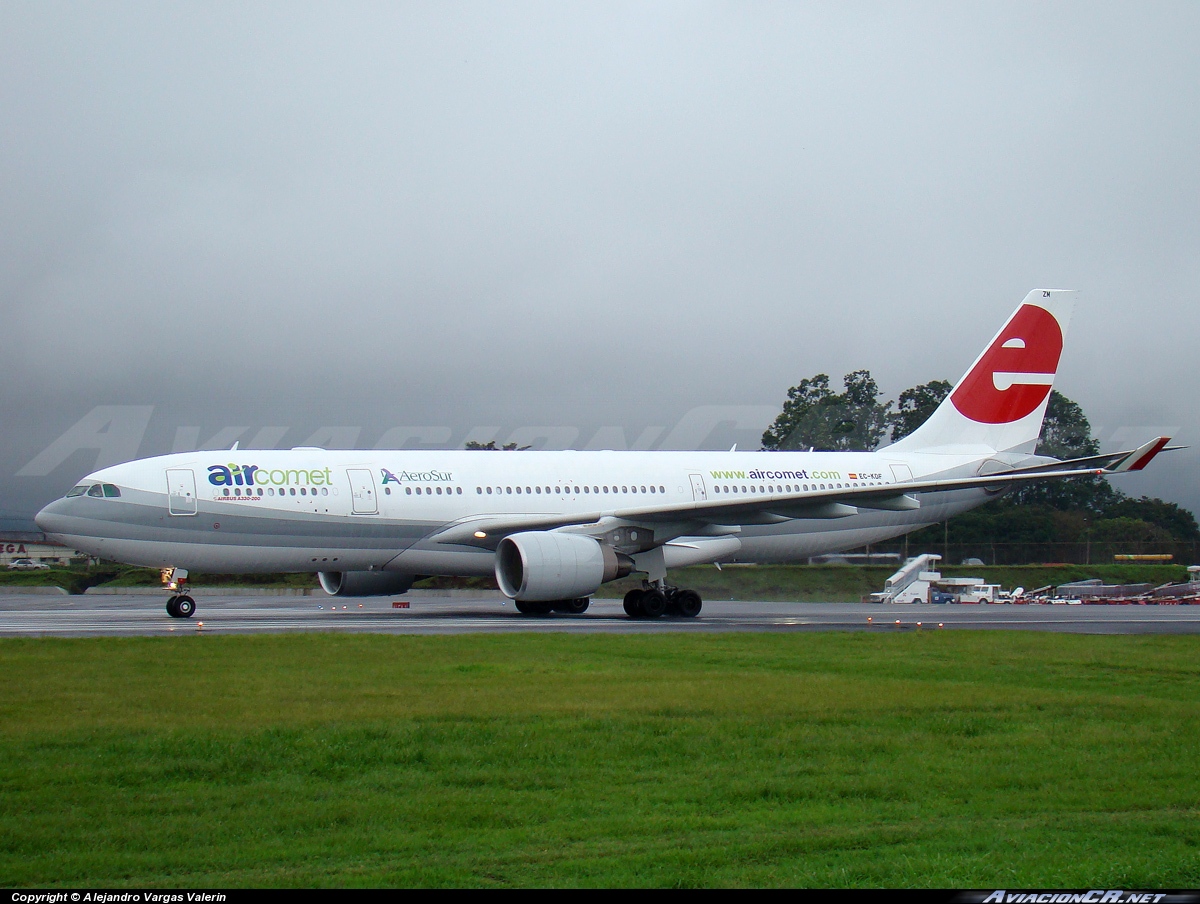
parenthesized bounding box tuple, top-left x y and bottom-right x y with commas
(761, 370, 893, 452)
(1011, 390, 1117, 511)
(890, 380, 952, 443)
(1104, 496, 1200, 540)
(1033, 391, 1100, 459)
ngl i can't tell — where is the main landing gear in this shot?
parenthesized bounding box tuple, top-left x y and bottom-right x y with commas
(515, 598, 590, 615)
(623, 582, 702, 619)
(162, 567, 196, 618)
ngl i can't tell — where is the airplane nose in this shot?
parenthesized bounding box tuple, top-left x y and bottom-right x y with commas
(34, 499, 67, 534)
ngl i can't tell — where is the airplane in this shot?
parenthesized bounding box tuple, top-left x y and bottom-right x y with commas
(35, 289, 1173, 619)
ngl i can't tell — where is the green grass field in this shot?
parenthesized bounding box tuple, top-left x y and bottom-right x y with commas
(1, 632, 1198, 887)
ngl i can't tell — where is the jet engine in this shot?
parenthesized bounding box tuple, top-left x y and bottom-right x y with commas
(495, 531, 634, 602)
(317, 571, 415, 597)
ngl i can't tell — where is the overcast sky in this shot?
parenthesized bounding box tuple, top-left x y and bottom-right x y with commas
(2, 2, 1198, 526)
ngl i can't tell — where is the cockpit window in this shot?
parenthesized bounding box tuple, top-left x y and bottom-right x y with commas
(87, 485, 104, 497)
(103, 484, 121, 498)
(66, 485, 90, 497)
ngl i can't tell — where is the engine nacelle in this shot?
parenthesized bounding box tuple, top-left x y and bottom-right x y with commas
(495, 531, 634, 602)
(317, 571, 414, 597)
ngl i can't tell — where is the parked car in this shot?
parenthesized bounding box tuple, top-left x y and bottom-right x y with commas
(7, 558, 50, 571)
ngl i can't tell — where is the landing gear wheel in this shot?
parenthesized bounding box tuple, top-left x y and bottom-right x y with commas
(640, 589, 667, 618)
(174, 595, 196, 618)
(514, 599, 535, 615)
(555, 597, 590, 614)
(165, 595, 179, 617)
(676, 589, 702, 618)
(623, 589, 644, 617)
(515, 599, 552, 615)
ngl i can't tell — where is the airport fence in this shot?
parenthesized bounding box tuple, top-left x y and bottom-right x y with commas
(863, 538, 1200, 567)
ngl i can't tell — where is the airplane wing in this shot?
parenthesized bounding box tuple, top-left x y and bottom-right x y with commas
(430, 437, 1174, 549)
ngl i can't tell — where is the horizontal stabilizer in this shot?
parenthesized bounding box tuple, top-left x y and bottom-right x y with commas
(1107, 436, 1172, 472)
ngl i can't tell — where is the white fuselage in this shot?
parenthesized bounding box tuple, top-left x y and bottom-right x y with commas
(35, 447, 1008, 577)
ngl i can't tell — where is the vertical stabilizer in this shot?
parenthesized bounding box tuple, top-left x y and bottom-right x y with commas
(888, 289, 1076, 454)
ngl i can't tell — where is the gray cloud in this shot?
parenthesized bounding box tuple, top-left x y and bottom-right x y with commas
(2, 2, 1198, 524)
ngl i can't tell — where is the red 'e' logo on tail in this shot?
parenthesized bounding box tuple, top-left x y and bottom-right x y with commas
(950, 304, 1063, 424)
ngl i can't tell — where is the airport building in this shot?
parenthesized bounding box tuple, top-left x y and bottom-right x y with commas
(0, 532, 89, 567)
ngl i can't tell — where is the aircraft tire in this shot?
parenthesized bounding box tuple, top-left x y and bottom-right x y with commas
(174, 595, 196, 618)
(677, 589, 702, 618)
(640, 589, 667, 618)
(165, 596, 179, 617)
(555, 597, 589, 614)
(623, 589, 643, 618)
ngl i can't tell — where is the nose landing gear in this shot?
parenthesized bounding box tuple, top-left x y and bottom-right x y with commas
(162, 567, 196, 618)
(166, 595, 196, 618)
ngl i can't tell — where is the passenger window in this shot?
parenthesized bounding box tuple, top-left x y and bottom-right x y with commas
(385, 487, 391, 495)
(477, 487, 482, 494)
(322, 488, 329, 496)
(487, 487, 492, 494)
(407, 487, 413, 495)
(536, 487, 542, 494)
(583, 486, 589, 493)
(437, 487, 443, 495)
(103, 484, 121, 497)
(640, 486, 646, 493)
(649, 486, 655, 494)
(526, 487, 531, 494)
(457, 487, 462, 495)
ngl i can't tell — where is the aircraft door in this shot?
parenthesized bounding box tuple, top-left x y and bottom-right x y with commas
(347, 468, 378, 514)
(166, 469, 198, 516)
(689, 473, 708, 502)
(890, 464, 914, 484)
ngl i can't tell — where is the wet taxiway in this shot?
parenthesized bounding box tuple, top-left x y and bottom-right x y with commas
(1, 592, 1199, 637)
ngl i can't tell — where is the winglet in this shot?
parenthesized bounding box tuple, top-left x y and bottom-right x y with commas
(1106, 436, 1172, 472)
